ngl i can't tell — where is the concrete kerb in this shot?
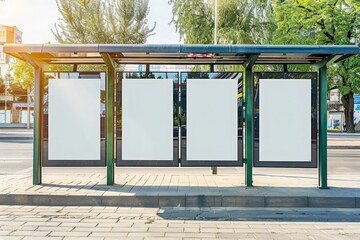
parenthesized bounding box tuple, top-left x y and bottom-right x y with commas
(1, 194, 359, 208)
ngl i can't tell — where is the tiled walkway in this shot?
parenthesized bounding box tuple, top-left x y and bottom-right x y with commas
(0, 205, 360, 239)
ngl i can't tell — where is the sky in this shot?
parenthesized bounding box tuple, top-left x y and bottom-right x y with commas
(0, 0, 181, 44)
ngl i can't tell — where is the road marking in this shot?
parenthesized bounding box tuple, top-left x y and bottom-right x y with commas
(0, 158, 32, 160)
(0, 161, 23, 163)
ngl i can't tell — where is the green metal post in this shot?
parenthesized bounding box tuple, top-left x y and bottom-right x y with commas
(319, 66, 328, 189)
(244, 67, 254, 187)
(102, 53, 116, 186)
(33, 67, 43, 185)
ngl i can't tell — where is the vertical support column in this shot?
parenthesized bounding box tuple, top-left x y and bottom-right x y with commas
(319, 66, 328, 189)
(244, 67, 254, 187)
(102, 53, 116, 186)
(33, 67, 43, 185)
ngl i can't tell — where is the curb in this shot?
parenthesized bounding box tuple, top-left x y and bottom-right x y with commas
(0, 194, 359, 208)
(328, 146, 360, 149)
(0, 137, 33, 140)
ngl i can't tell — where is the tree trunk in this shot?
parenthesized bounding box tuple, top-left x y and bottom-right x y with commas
(342, 92, 355, 133)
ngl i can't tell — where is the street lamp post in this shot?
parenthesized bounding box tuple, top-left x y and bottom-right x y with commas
(214, 0, 218, 45)
(212, 0, 218, 175)
(4, 78, 9, 128)
(27, 86, 30, 129)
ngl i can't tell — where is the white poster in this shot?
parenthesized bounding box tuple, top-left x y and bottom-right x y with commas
(48, 79, 101, 160)
(259, 79, 311, 162)
(122, 79, 173, 160)
(186, 79, 238, 161)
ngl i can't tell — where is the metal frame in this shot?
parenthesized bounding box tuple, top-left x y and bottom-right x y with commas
(41, 71, 106, 167)
(4, 44, 358, 187)
(5, 44, 358, 65)
(243, 55, 258, 187)
(18, 53, 46, 185)
(180, 72, 243, 167)
(116, 72, 180, 167)
(252, 72, 318, 168)
(102, 53, 116, 185)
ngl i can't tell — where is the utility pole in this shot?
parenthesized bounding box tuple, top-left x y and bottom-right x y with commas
(214, 0, 218, 45)
(4, 78, 9, 128)
(27, 86, 30, 129)
(212, 0, 218, 175)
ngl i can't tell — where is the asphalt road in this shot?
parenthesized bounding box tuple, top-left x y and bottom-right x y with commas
(0, 138, 360, 175)
(0, 139, 33, 174)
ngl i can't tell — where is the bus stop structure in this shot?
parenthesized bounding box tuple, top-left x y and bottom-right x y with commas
(4, 44, 360, 189)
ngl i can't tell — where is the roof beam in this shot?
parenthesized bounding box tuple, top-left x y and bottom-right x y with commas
(18, 53, 48, 68)
(101, 53, 117, 69)
(243, 54, 259, 69)
(313, 55, 342, 68)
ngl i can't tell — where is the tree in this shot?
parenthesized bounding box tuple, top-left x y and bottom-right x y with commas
(10, 59, 73, 95)
(273, 0, 360, 132)
(52, 0, 155, 44)
(10, 59, 34, 90)
(169, 0, 275, 44)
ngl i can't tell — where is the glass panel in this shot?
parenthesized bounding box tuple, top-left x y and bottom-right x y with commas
(116, 72, 179, 166)
(259, 79, 311, 162)
(48, 79, 101, 160)
(253, 72, 317, 168)
(42, 72, 106, 166)
(186, 78, 238, 161)
(180, 72, 243, 166)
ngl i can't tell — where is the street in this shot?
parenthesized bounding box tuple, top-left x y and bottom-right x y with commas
(1, 131, 360, 176)
(1, 130, 360, 239)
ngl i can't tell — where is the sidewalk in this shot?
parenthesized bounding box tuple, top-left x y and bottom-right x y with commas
(0, 128, 33, 140)
(1, 167, 360, 208)
(1, 129, 360, 148)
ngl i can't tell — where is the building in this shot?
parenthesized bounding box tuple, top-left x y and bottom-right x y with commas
(0, 25, 28, 127)
(0, 25, 22, 77)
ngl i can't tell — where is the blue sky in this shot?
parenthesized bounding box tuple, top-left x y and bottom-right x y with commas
(0, 0, 181, 44)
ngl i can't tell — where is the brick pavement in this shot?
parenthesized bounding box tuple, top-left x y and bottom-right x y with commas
(0, 205, 360, 239)
(1, 168, 360, 207)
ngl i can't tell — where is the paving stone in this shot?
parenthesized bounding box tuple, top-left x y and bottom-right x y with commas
(49, 231, 89, 237)
(73, 227, 112, 232)
(90, 232, 128, 237)
(11, 230, 50, 236)
(63, 238, 104, 240)
(22, 237, 63, 240)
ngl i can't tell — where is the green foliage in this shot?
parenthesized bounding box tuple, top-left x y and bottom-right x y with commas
(169, 0, 275, 44)
(273, 0, 360, 132)
(10, 59, 34, 90)
(52, 0, 155, 44)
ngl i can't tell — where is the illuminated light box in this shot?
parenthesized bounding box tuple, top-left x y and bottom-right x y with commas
(48, 79, 101, 160)
(259, 79, 311, 162)
(122, 79, 173, 160)
(186, 79, 238, 161)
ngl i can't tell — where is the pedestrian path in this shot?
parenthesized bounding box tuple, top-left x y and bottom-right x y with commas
(1, 168, 360, 208)
(0, 205, 360, 239)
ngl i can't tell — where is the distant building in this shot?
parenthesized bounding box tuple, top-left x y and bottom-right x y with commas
(0, 25, 28, 127)
(0, 25, 22, 77)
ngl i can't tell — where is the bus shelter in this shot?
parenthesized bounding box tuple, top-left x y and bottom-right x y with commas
(4, 44, 360, 189)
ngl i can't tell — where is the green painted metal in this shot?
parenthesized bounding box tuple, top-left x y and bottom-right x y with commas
(244, 68, 254, 187)
(319, 66, 328, 189)
(313, 55, 341, 69)
(243, 54, 259, 70)
(102, 53, 116, 186)
(33, 67, 43, 185)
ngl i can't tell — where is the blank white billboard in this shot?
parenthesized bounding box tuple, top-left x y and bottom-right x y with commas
(186, 79, 238, 161)
(48, 79, 101, 160)
(122, 79, 173, 160)
(259, 79, 311, 162)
